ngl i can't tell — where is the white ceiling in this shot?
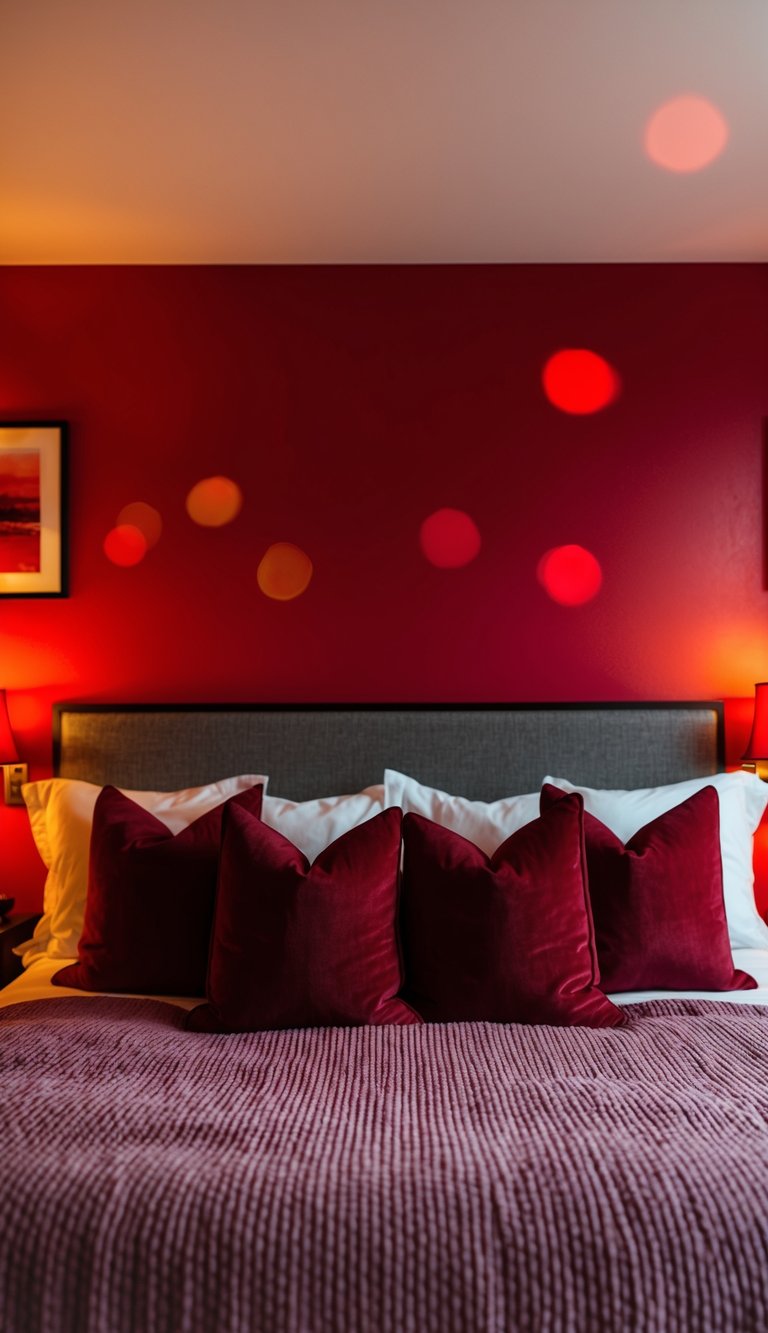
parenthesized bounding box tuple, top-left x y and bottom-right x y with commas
(2, 0, 767, 264)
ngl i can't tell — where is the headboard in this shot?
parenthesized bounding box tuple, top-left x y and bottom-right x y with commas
(53, 703, 724, 800)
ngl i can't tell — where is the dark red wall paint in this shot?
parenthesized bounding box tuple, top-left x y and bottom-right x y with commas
(1, 264, 767, 910)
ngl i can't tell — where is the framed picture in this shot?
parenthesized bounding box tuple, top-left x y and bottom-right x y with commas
(0, 422, 68, 598)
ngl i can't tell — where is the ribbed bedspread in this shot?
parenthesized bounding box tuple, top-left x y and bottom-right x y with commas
(1, 997, 768, 1333)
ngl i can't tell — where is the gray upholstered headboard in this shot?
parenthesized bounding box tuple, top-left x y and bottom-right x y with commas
(53, 703, 724, 800)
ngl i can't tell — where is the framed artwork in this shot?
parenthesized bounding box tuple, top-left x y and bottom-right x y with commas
(0, 422, 68, 598)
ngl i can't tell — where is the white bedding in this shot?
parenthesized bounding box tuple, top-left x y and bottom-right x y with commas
(611, 948, 768, 1006)
(3, 951, 768, 1013)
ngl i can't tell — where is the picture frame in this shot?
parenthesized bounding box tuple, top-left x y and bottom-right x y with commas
(0, 421, 68, 598)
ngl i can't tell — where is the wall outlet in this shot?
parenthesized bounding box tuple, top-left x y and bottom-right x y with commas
(3, 763, 29, 805)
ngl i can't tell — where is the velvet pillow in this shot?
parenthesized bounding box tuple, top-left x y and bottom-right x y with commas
(187, 805, 420, 1032)
(542, 771, 768, 951)
(20, 773, 269, 965)
(540, 783, 756, 994)
(53, 783, 264, 996)
(400, 795, 624, 1027)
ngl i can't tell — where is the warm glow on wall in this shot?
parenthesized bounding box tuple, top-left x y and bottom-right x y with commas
(700, 627, 768, 698)
(644, 95, 728, 173)
(542, 349, 620, 415)
(117, 501, 162, 548)
(103, 524, 147, 567)
(0, 629, 79, 691)
(5, 692, 47, 732)
(257, 542, 313, 601)
(537, 545, 603, 606)
(186, 476, 242, 527)
(419, 508, 481, 569)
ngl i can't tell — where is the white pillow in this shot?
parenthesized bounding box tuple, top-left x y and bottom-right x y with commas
(261, 787, 385, 862)
(384, 769, 538, 855)
(20, 775, 269, 965)
(544, 772, 768, 951)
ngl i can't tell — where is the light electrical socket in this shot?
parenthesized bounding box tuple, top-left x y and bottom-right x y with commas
(3, 763, 28, 805)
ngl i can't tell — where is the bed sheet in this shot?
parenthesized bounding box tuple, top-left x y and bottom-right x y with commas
(610, 948, 768, 1005)
(3, 949, 768, 1012)
(0, 955, 201, 1011)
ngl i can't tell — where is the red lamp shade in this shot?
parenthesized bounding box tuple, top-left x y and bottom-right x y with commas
(0, 690, 19, 764)
(742, 683, 768, 765)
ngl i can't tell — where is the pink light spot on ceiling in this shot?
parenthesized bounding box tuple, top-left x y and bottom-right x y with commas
(542, 349, 620, 415)
(117, 501, 162, 548)
(537, 545, 603, 606)
(419, 508, 481, 569)
(104, 524, 147, 567)
(257, 542, 313, 601)
(186, 476, 242, 527)
(644, 95, 728, 172)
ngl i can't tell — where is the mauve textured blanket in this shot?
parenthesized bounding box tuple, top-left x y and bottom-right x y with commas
(1, 999, 768, 1333)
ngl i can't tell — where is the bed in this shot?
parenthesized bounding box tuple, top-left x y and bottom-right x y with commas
(2, 701, 768, 1333)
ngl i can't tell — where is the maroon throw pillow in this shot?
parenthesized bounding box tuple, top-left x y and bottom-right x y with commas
(53, 784, 264, 997)
(187, 804, 420, 1032)
(540, 783, 756, 993)
(400, 795, 625, 1027)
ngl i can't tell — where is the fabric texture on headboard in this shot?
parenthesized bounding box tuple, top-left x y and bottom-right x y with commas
(54, 704, 723, 801)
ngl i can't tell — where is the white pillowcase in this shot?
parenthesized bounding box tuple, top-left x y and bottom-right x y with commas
(544, 772, 768, 951)
(384, 769, 538, 855)
(261, 787, 385, 862)
(20, 775, 269, 965)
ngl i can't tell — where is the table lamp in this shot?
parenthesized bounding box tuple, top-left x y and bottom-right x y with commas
(741, 682, 768, 780)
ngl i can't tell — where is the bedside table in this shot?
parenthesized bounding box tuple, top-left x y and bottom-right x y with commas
(0, 914, 41, 988)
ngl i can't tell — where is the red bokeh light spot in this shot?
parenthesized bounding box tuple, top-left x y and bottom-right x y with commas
(542, 349, 620, 415)
(103, 524, 147, 567)
(420, 508, 481, 569)
(644, 95, 728, 173)
(537, 545, 603, 606)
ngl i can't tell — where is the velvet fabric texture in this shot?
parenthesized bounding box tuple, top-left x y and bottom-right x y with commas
(188, 804, 419, 1031)
(400, 796, 624, 1027)
(540, 783, 756, 993)
(53, 784, 264, 996)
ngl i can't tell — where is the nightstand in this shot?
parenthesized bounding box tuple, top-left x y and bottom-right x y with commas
(0, 914, 41, 988)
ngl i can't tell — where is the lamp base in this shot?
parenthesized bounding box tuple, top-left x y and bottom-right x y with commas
(742, 761, 768, 782)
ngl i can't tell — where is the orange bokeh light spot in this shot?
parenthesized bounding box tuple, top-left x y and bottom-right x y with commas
(186, 476, 242, 527)
(103, 524, 147, 567)
(644, 95, 728, 173)
(542, 349, 620, 415)
(257, 542, 313, 601)
(420, 508, 481, 569)
(117, 501, 162, 548)
(537, 545, 603, 606)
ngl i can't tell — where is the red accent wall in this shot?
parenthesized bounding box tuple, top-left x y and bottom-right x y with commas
(1, 264, 767, 910)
